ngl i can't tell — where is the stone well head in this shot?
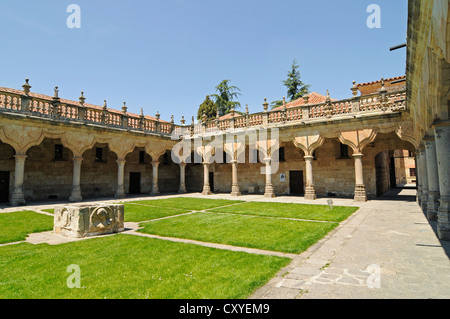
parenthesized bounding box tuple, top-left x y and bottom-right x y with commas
(54, 203, 124, 238)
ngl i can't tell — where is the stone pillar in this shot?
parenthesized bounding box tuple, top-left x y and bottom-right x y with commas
(434, 123, 450, 240)
(418, 147, 429, 214)
(151, 161, 160, 195)
(353, 153, 367, 202)
(263, 158, 275, 198)
(178, 163, 187, 194)
(415, 150, 422, 204)
(304, 155, 316, 200)
(69, 156, 83, 202)
(115, 158, 126, 199)
(11, 154, 27, 206)
(424, 137, 440, 221)
(230, 160, 241, 196)
(202, 162, 212, 195)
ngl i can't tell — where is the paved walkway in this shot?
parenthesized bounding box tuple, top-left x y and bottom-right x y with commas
(1, 188, 450, 299)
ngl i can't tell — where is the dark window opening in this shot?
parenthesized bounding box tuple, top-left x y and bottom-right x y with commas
(339, 143, 349, 159)
(95, 148, 104, 162)
(278, 147, 286, 162)
(54, 144, 64, 161)
(139, 151, 145, 164)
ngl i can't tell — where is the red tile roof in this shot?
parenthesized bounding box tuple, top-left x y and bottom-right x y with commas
(271, 92, 336, 111)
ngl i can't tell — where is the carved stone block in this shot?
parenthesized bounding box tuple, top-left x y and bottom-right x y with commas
(54, 203, 124, 238)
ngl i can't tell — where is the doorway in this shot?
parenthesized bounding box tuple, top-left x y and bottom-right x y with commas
(209, 172, 214, 193)
(129, 172, 141, 194)
(0, 171, 10, 203)
(289, 171, 304, 195)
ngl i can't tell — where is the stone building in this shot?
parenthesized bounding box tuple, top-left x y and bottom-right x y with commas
(0, 0, 447, 240)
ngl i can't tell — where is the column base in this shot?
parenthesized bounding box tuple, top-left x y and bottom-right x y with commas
(421, 191, 428, 214)
(178, 186, 187, 194)
(231, 185, 241, 197)
(437, 197, 450, 241)
(304, 185, 317, 200)
(427, 192, 440, 221)
(202, 185, 212, 195)
(264, 185, 275, 198)
(151, 186, 160, 196)
(69, 187, 82, 202)
(115, 188, 126, 199)
(354, 185, 367, 202)
(11, 191, 25, 206)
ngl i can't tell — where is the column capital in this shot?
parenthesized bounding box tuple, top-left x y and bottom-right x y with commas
(352, 153, 364, 158)
(116, 158, 126, 165)
(304, 155, 314, 161)
(72, 156, 84, 162)
(151, 161, 160, 166)
(13, 154, 28, 160)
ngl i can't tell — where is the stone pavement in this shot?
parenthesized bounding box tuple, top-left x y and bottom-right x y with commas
(249, 188, 450, 299)
(1, 188, 449, 299)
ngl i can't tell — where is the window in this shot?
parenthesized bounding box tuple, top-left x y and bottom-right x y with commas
(163, 151, 170, 165)
(95, 148, 103, 162)
(339, 143, 349, 159)
(54, 144, 63, 161)
(278, 147, 286, 162)
(139, 151, 145, 164)
(409, 168, 416, 177)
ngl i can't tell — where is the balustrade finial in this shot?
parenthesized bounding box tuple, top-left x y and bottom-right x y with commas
(170, 115, 174, 124)
(155, 111, 160, 120)
(53, 86, 59, 99)
(122, 102, 127, 114)
(245, 104, 249, 115)
(140, 108, 144, 117)
(181, 115, 185, 125)
(380, 77, 387, 93)
(103, 100, 107, 110)
(22, 79, 31, 95)
(79, 92, 86, 106)
(351, 80, 358, 97)
(263, 98, 269, 112)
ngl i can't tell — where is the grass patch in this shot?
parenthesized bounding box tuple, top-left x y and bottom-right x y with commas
(208, 201, 358, 222)
(123, 204, 190, 222)
(138, 212, 338, 254)
(128, 197, 243, 211)
(42, 209, 54, 214)
(0, 234, 290, 299)
(0, 211, 53, 244)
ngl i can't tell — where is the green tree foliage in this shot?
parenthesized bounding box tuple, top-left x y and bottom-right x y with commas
(283, 59, 310, 101)
(211, 80, 241, 116)
(197, 95, 217, 121)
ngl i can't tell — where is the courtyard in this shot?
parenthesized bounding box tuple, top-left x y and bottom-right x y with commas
(1, 190, 449, 299)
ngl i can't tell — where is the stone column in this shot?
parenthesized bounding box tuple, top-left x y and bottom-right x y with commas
(115, 158, 126, 199)
(424, 137, 440, 221)
(353, 153, 367, 202)
(151, 161, 160, 195)
(304, 155, 316, 200)
(178, 163, 187, 194)
(263, 158, 275, 198)
(230, 160, 241, 196)
(11, 154, 27, 206)
(69, 156, 83, 202)
(202, 162, 212, 195)
(434, 123, 450, 240)
(415, 150, 422, 204)
(418, 147, 429, 214)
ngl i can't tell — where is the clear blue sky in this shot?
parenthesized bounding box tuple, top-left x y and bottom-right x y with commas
(0, 0, 407, 122)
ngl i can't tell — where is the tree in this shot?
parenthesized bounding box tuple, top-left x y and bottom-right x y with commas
(211, 79, 241, 116)
(283, 59, 310, 101)
(197, 95, 217, 121)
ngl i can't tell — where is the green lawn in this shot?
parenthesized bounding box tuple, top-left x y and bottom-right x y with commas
(0, 211, 53, 244)
(138, 212, 338, 254)
(127, 197, 243, 211)
(0, 235, 290, 299)
(208, 201, 358, 222)
(123, 203, 190, 222)
(0, 198, 359, 299)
